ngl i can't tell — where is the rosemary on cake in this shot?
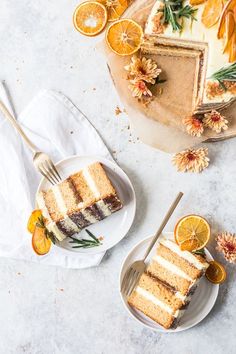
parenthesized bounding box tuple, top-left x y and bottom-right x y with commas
(209, 62, 236, 91)
(158, 0, 197, 32)
(69, 229, 102, 249)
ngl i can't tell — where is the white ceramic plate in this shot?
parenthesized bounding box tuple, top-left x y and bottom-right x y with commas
(120, 233, 219, 332)
(37, 155, 136, 254)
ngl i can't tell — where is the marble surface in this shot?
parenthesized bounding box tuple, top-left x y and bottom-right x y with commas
(0, 1, 235, 353)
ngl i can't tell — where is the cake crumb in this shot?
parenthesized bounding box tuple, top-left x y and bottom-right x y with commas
(115, 106, 122, 116)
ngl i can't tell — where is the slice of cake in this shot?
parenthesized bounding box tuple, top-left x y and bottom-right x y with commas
(36, 162, 123, 241)
(128, 239, 209, 329)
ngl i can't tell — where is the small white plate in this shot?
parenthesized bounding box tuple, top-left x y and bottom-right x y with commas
(37, 155, 136, 254)
(120, 233, 219, 332)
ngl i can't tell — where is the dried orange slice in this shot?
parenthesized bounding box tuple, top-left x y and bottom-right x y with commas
(179, 238, 200, 252)
(98, 0, 129, 22)
(205, 260, 226, 284)
(218, 0, 236, 38)
(106, 19, 143, 55)
(202, 0, 223, 28)
(27, 209, 42, 234)
(174, 215, 211, 252)
(223, 11, 235, 53)
(32, 225, 51, 256)
(229, 31, 236, 62)
(73, 1, 108, 36)
(190, 0, 206, 5)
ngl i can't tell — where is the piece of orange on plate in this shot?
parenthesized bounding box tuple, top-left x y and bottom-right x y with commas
(98, 0, 129, 22)
(174, 214, 211, 252)
(73, 1, 108, 36)
(106, 19, 143, 55)
(202, 0, 223, 28)
(32, 225, 51, 256)
(27, 209, 42, 234)
(205, 260, 226, 284)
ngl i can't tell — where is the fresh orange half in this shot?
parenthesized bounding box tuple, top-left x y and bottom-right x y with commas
(202, 0, 223, 28)
(205, 260, 226, 284)
(174, 215, 211, 252)
(106, 19, 143, 55)
(32, 225, 51, 256)
(27, 209, 42, 234)
(98, 0, 129, 22)
(73, 1, 108, 36)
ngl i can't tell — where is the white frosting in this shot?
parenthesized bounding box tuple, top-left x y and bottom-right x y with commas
(81, 209, 97, 224)
(175, 291, 187, 302)
(51, 185, 80, 233)
(152, 255, 194, 282)
(136, 286, 180, 318)
(36, 192, 66, 241)
(52, 185, 68, 215)
(96, 200, 111, 217)
(82, 167, 100, 199)
(161, 239, 208, 270)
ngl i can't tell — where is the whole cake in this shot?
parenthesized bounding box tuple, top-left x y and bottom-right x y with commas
(36, 162, 122, 241)
(144, 0, 236, 108)
(128, 239, 209, 329)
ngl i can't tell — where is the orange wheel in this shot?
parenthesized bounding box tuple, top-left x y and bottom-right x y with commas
(202, 0, 223, 28)
(205, 260, 226, 284)
(174, 214, 211, 252)
(106, 19, 143, 56)
(73, 1, 108, 36)
(32, 226, 51, 256)
(98, 0, 129, 22)
(27, 209, 42, 234)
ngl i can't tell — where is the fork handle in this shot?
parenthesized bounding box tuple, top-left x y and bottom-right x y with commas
(0, 100, 38, 154)
(143, 192, 184, 261)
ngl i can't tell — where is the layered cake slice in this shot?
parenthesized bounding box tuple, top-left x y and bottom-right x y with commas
(36, 162, 122, 241)
(128, 239, 209, 329)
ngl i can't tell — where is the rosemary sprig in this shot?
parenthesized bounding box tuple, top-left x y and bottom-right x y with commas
(36, 215, 57, 244)
(158, 0, 197, 32)
(69, 229, 102, 249)
(210, 62, 236, 91)
(193, 248, 206, 257)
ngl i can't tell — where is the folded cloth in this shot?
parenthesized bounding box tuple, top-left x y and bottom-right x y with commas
(0, 84, 112, 268)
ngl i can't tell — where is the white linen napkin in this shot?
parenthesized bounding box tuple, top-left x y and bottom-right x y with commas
(0, 83, 112, 268)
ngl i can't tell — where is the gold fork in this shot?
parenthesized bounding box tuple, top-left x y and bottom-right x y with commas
(0, 100, 62, 185)
(121, 192, 184, 298)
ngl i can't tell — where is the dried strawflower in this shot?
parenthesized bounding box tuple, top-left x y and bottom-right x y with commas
(183, 115, 204, 137)
(203, 110, 228, 133)
(125, 56, 161, 84)
(128, 79, 152, 99)
(216, 232, 236, 263)
(172, 147, 209, 173)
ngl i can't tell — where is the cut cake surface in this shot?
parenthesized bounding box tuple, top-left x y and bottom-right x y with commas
(36, 162, 123, 241)
(128, 239, 209, 329)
